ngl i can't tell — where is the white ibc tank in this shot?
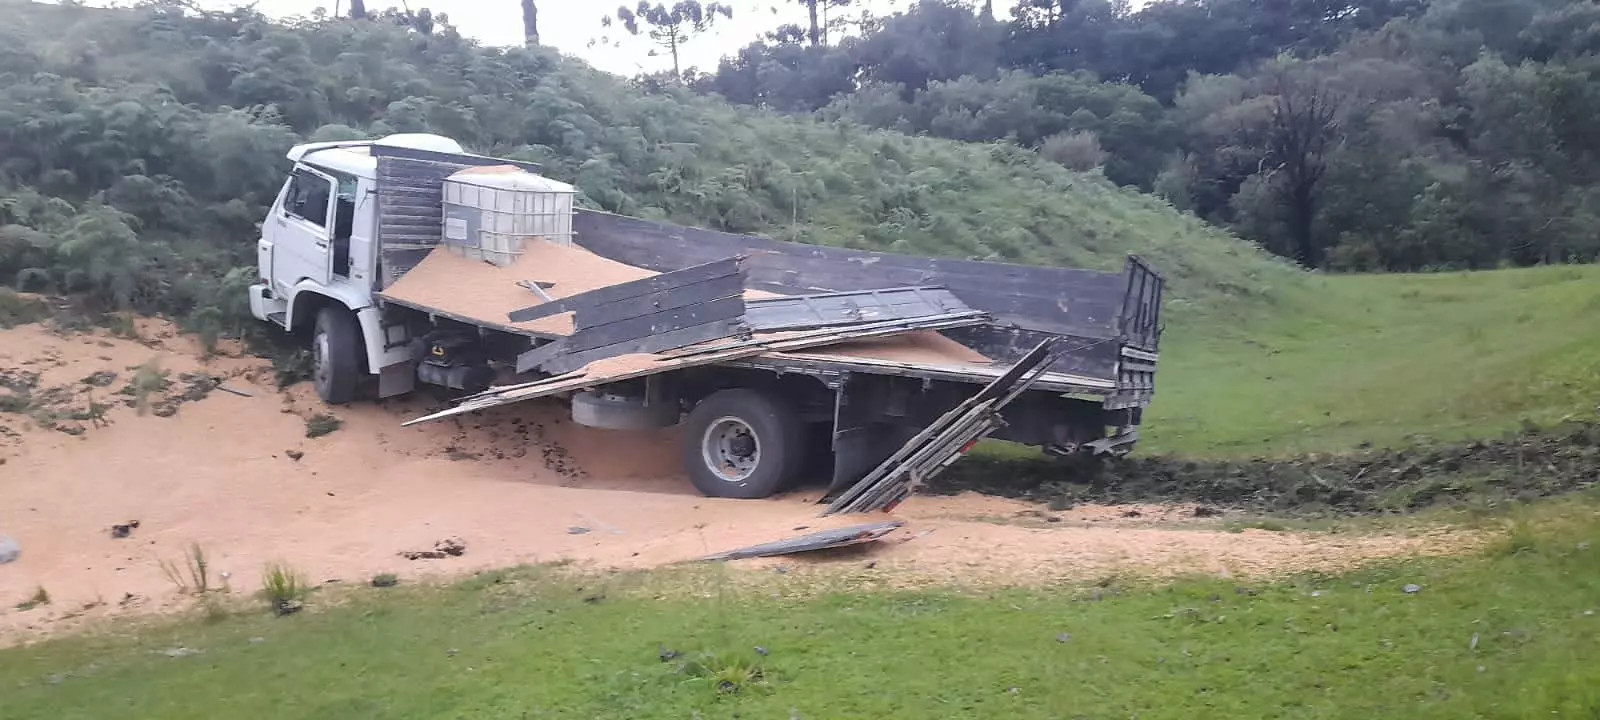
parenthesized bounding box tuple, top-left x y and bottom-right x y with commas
(440, 166, 576, 266)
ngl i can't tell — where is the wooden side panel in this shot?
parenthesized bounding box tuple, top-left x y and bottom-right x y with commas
(571, 210, 1127, 339)
(510, 256, 750, 374)
(744, 286, 973, 332)
(574, 275, 745, 329)
(941, 325, 1118, 379)
(506, 257, 743, 324)
(565, 295, 746, 354)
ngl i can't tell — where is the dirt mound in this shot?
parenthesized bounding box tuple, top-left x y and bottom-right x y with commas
(932, 426, 1600, 515)
(0, 319, 1483, 645)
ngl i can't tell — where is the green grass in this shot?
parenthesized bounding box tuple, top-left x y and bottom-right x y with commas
(2, 501, 1597, 719)
(1146, 264, 1600, 456)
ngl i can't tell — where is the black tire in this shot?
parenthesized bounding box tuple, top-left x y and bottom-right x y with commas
(312, 306, 363, 405)
(681, 388, 804, 499)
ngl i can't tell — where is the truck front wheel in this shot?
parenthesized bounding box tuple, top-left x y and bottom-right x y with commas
(682, 388, 804, 499)
(312, 306, 363, 405)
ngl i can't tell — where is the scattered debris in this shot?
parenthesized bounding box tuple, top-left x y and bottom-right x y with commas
(754, 646, 769, 656)
(567, 526, 591, 535)
(1056, 633, 1073, 643)
(285, 450, 304, 461)
(0, 534, 18, 564)
(304, 413, 343, 439)
(370, 573, 400, 588)
(701, 521, 906, 561)
(109, 520, 141, 539)
(158, 646, 203, 658)
(79, 371, 118, 388)
(15, 586, 50, 611)
(399, 537, 467, 560)
(248, 637, 266, 644)
(1193, 506, 1224, 518)
(261, 561, 307, 616)
(213, 384, 254, 398)
(1403, 583, 1422, 594)
(659, 645, 681, 662)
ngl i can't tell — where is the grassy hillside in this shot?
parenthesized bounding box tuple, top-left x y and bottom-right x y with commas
(0, 0, 1296, 327)
(5, 1, 1599, 461)
(1148, 265, 1600, 456)
(3, 500, 1598, 719)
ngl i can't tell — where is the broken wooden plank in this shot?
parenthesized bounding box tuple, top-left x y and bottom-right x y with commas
(743, 286, 973, 332)
(514, 339, 570, 373)
(402, 311, 992, 426)
(564, 295, 746, 354)
(822, 338, 1059, 516)
(540, 318, 750, 375)
(505, 256, 744, 324)
(699, 521, 905, 561)
(574, 274, 745, 330)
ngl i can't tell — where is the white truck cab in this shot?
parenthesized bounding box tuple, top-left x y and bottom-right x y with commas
(248, 134, 469, 402)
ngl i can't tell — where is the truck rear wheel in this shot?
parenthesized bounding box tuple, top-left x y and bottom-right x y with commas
(682, 388, 803, 499)
(312, 306, 363, 405)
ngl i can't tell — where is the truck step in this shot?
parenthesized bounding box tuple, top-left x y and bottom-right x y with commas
(267, 311, 287, 327)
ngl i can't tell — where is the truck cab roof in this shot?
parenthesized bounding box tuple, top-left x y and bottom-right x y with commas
(286, 133, 466, 179)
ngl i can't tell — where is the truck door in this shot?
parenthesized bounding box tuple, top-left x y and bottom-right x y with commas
(266, 165, 337, 291)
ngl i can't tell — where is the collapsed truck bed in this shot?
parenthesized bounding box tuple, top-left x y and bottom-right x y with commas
(252, 138, 1165, 504)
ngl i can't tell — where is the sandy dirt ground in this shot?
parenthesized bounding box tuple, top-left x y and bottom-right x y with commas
(0, 319, 1478, 645)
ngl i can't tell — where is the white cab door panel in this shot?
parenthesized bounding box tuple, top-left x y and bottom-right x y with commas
(265, 166, 337, 292)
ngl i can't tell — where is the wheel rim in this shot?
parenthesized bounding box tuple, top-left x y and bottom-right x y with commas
(312, 328, 332, 397)
(701, 416, 760, 483)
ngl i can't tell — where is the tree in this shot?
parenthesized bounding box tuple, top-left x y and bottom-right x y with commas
(1259, 61, 1345, 267)
(349, 0, 367, 19)
(611, 1, 733, 77)
(793, 0, 854, 46)
(522, 0, 539, 47)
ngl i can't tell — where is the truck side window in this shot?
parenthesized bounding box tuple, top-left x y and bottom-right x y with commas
(284, 170, 331, 229)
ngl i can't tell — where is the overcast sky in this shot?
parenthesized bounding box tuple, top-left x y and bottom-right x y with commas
(145, 0, 908, 76)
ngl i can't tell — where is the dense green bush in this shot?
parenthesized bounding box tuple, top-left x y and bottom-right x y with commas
(0, 0, 1291, 337)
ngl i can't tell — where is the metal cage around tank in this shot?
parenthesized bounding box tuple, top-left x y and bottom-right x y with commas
(440, 167, 577, 267)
